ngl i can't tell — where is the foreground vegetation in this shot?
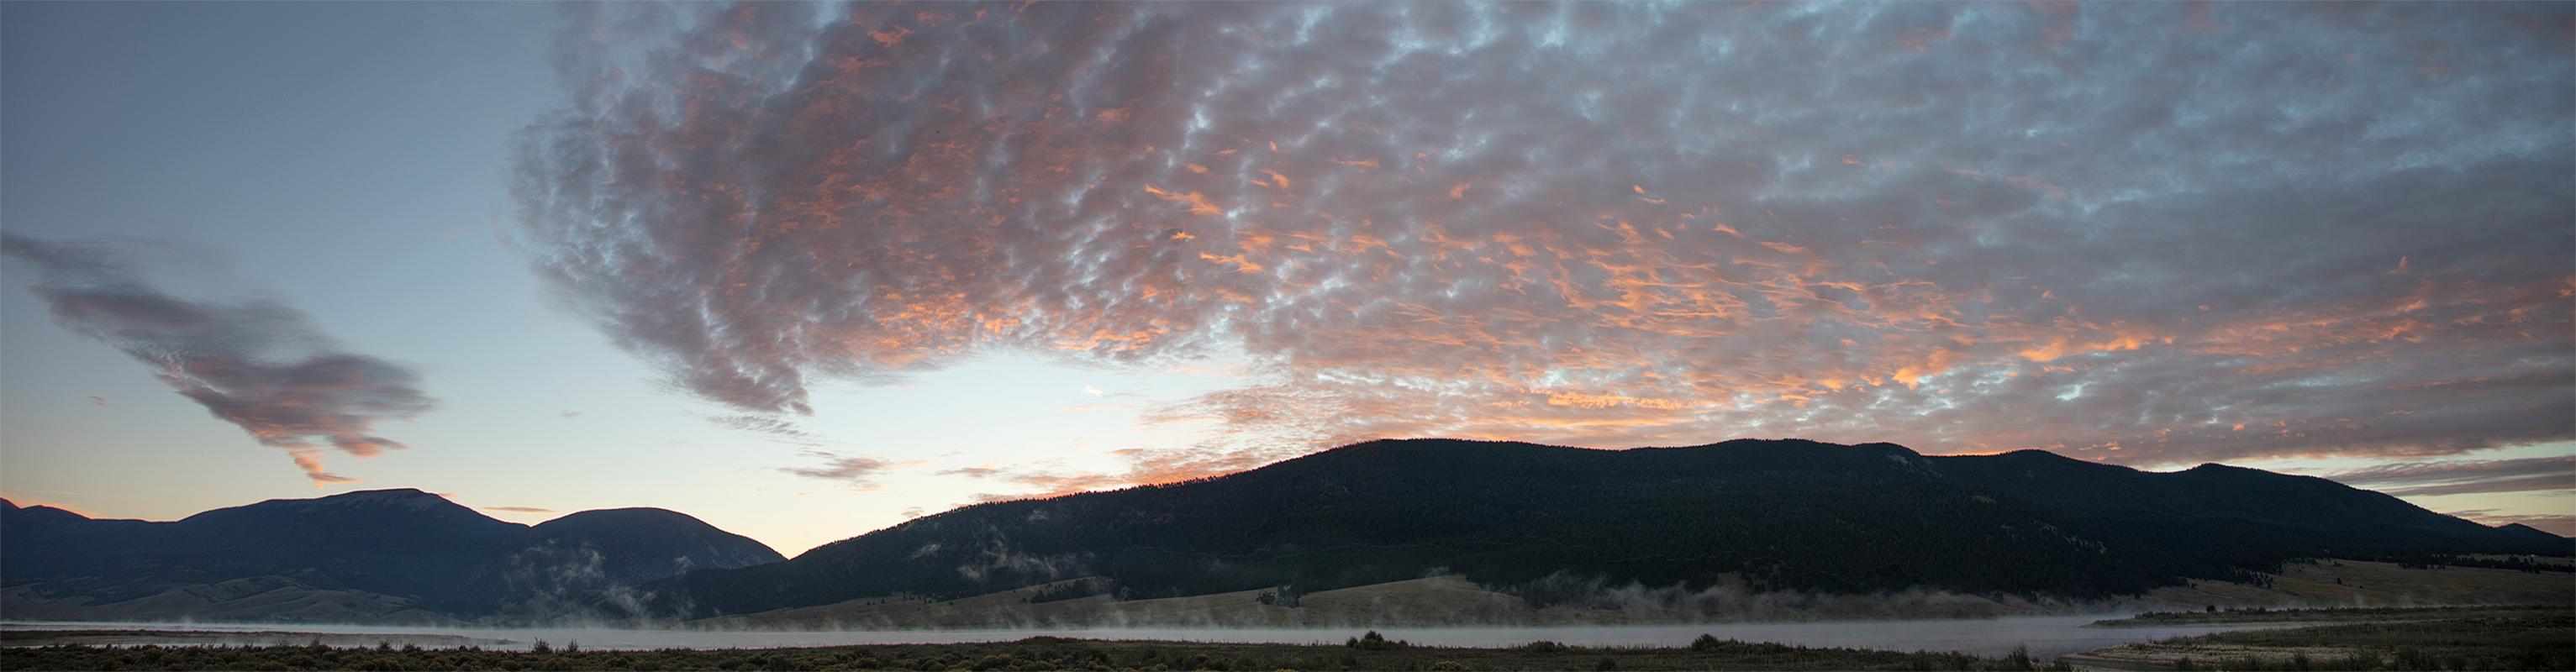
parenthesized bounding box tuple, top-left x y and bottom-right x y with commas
(0, 633, 2069, 671)
(2068, 607, 2573, 670)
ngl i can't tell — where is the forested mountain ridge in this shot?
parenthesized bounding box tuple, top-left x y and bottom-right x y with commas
(645, 438, 2568, 618)
(4, 438, 2560, 624)
(0, 489, 781, 622)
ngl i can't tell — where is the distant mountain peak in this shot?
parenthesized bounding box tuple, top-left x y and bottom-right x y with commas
(535, 507, 703, 528)
(323, 487, 437, 498)
(2495, 522, 2574, 543)
(312, 488, 456, 510)
(1846, 441, 1925, 454)
(4, 488, 785, 623)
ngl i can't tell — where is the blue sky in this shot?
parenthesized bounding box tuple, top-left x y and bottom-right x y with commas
(3, 2, 2570, 556)
(0, 2, 1249, 555)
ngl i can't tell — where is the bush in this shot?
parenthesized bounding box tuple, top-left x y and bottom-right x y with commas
(2003, 644, 2033, 671)
(1346, 631, 1408, 651)
(1516, 640, 1569, 654)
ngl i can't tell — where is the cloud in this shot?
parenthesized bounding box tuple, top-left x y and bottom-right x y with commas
(514, 3, 2573, 485)
(709, 413, 824, 446)
(937, 450, 1266, 502)
(2323, 456, 2576, 497)
(483, 506, 558, 513)
(2446, 509, 2576, 537)
(780, 450, 919, 490)
(82, 396, 107, 407)
(2, 235, 435, 486)
(934, 466, 1005, 479)
(940, 463, 1130, 502)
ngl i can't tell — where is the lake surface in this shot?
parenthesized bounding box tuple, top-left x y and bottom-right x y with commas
(4, 615, 2300, 659)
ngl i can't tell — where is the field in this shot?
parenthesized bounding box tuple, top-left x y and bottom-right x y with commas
(0, 633, 2062, 671)
(708, 575, 2085, 629)
(2132, 559, 2573, 612)
(0, 629, 499, 649)
(2066, 606, 2573, 670)
(2093, 605, 2558, 627)
(713, 559, 2573, 630)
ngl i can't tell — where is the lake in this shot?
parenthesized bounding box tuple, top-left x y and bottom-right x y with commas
(4, 615, 2299, 659)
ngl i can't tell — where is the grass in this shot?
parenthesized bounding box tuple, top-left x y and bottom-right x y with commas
(0, 633, 2073, 671)
(2136, 559, 2574, 612)
(2092, 604, 2565, 627)
(2066, 607, 2573, 670)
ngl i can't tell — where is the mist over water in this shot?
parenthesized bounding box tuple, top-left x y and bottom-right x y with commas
(3, 616, 2304, 659)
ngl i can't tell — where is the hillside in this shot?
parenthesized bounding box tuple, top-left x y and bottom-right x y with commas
(0, 490, 781, 622)
(645, 438, 2568, 618)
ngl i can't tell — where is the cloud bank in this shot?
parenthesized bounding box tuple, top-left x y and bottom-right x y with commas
(514, 3, 2573, 492)
(3, 234, 435, 486)
(2326, 456, 2576, 498)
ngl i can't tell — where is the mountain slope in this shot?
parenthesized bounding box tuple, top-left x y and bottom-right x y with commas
(647, 438, 2568, 618)
(0, 490, 782, 622)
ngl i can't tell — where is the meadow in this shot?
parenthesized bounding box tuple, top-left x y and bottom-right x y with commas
(1, 633, 2059, 671)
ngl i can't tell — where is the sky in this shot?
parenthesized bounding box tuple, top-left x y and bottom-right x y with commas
(2, 1, 2570, 558)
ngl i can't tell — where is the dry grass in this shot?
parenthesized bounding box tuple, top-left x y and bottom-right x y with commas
(2065, 608, 2573, 671)
(709, 559, 2573, 630)
(704, 576, 1550, 630)
(2136, 559, 2572, 611)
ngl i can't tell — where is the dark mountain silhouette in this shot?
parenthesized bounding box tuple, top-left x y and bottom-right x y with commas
(643, 438, 2569, 618)
(0, 490, 780, 622)
(2496, 522, 2568, 545)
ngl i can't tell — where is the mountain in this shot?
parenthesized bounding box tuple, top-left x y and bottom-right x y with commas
(0, 490, 782, 622)
(2497, 522, 2568, 545)
(643, 438, 2570, 618)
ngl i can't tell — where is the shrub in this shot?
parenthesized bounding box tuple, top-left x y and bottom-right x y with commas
(2003, 643, 2033, 671)
(1347, 631, 1408, 651)
(1516, 640, 1568, 654)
